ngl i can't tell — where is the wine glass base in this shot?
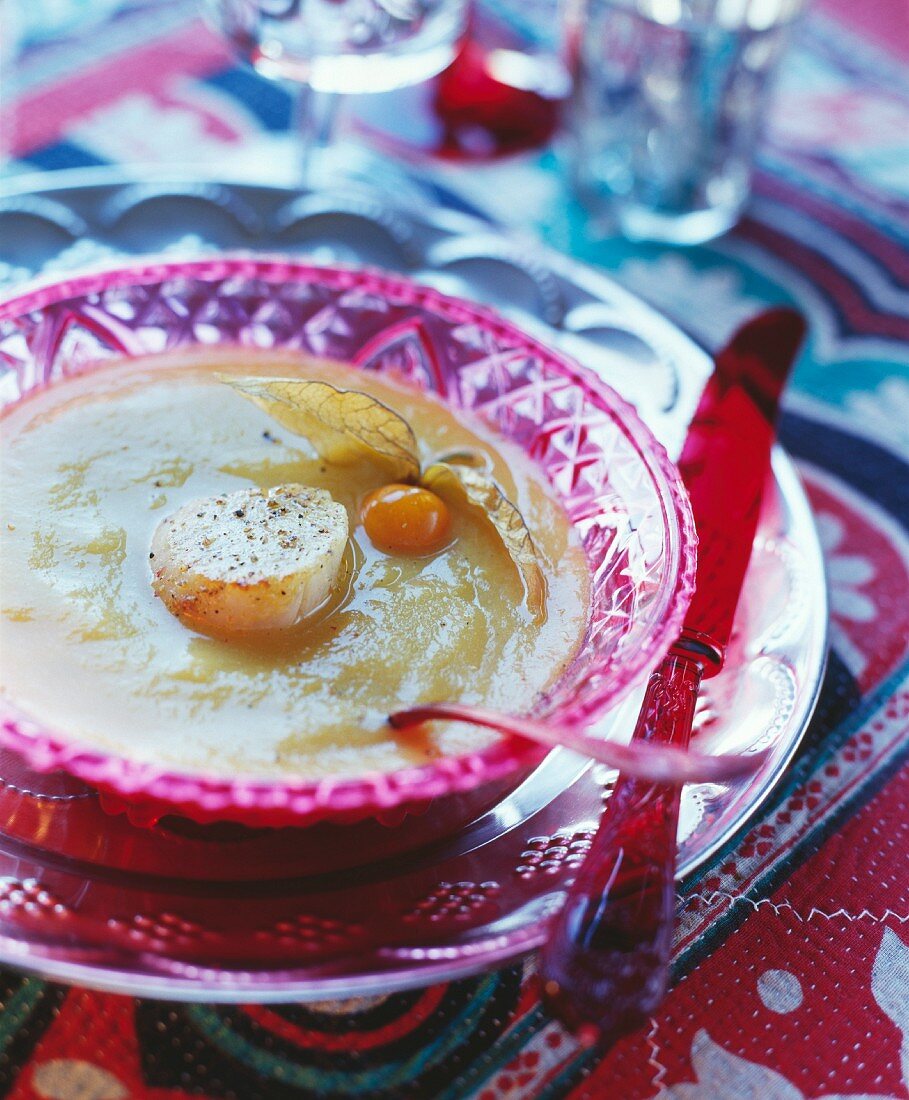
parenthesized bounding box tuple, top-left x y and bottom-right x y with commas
(253, 39, 460, 96)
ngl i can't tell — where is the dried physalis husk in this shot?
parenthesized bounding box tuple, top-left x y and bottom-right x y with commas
(423, 461, 547, 622)
(432, 448, 492, 472)
(222, 375, 421, 484)
(223, 375, 546, 620)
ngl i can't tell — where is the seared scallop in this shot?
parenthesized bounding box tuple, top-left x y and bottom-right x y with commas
(150, 484, 348, 633)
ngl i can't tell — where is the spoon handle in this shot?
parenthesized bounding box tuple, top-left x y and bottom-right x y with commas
(540, 652, 701, 1045)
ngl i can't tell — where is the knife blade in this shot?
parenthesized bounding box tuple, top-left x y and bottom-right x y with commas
(540, 308, 806, 1045)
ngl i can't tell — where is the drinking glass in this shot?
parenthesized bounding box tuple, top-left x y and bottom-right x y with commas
(568, 0, 804, 243)
(208, 0, 469, 177)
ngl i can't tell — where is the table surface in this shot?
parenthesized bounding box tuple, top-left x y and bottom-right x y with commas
(0, 2, 907, 1098)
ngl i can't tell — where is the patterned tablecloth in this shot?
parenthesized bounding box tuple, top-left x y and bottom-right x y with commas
(0, 2, 907, 1097)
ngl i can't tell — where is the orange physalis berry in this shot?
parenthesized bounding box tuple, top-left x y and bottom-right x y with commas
(360, 483, 451, 555)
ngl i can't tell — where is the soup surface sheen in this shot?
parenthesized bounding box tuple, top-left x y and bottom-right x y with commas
(0, 350, 589, 779)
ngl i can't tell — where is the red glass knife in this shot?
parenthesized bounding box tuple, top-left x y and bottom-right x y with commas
(539, 308, 806, 1045)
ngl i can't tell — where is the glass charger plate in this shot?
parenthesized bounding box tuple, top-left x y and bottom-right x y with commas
(0, 169, 827, 1001)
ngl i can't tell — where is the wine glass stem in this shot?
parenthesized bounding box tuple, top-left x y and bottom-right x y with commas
(294, 84, 341, 184)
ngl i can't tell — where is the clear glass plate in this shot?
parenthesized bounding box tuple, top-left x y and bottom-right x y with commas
(0, 171, 827, 999)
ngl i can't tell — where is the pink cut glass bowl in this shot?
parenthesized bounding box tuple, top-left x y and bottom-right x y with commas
(0, 258, 696, 828)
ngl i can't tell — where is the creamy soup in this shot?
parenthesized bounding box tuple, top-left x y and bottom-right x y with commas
(0, 350, 589, 779)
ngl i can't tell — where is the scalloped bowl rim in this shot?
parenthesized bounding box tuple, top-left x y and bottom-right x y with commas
(0, 256, 697, 822)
